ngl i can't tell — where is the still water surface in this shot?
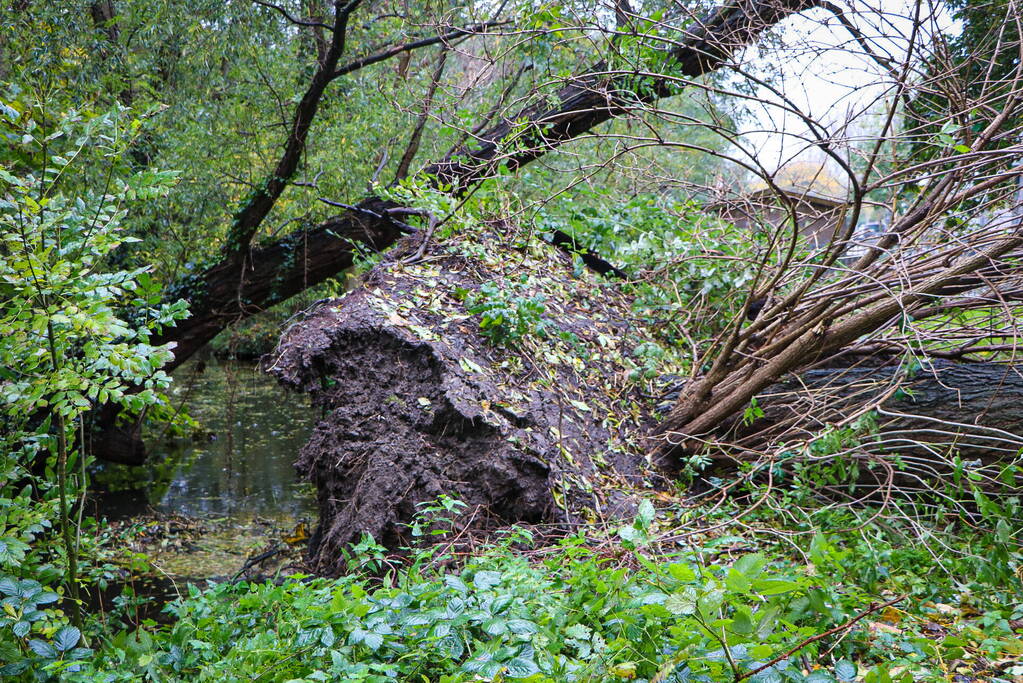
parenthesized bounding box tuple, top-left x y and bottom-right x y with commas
(151, 356, 317, 521)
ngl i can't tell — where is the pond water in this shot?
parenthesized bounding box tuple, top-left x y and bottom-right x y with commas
(88, 356, 319, 583)
(98, 356, 318, 525)
(153, 357, 318, 521)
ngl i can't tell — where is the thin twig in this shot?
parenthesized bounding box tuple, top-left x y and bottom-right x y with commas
(734, 594, 908, 681)
(332, 21, 510, 79)
(251, 0, 333, 30)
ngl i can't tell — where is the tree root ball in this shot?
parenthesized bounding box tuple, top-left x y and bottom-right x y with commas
(266, 234, 670, 574)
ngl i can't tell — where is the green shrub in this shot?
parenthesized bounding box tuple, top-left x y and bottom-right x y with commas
(465, 279, 551, 346)
(76, 513, 863, 682)
(0, 92, 186, 676)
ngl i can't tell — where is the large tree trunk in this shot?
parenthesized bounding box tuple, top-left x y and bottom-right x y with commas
(153, 198, 404, 372)
(93, 0, 820, 464)
(702, 360, 1023, 491)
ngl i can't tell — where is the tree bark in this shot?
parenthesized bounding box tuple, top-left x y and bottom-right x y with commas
(728, 361, 1023, 465)
(153, 197, 404, 367)
(224, 0, 361, 251)
(704, 361, 1023, 495)
(90, 1, 120, 44)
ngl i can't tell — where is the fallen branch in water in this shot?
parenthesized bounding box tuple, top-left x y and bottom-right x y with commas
(232, 544, 286, 581)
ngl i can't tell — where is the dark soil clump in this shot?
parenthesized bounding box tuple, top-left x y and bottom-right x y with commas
(267, 227, 674, 574)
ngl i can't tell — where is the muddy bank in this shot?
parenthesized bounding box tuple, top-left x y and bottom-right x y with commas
(267, 227, 676, 574)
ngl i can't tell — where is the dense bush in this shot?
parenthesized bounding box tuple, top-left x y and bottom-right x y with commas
(0, 93, 185, 676)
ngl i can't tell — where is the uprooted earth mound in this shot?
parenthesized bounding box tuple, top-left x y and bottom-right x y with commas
(266, 226, 677, 574)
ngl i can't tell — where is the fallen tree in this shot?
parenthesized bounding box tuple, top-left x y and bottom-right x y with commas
(265, 217, 1023, 567)
(91, 0, 822, 464)
(265, 228, 670, 573)
(705, 361, 1023, 496)
(86, 0, 1023, 546)
(647, 0, 1023, 463)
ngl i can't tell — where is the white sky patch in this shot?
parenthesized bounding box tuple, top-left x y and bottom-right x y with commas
(733, 0, 958, 177)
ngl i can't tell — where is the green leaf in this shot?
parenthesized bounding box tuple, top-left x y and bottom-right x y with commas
(506, 619, 538, 635)
(733, 553, 766, 577)
(617, 525, 644, 545)
(835, 659, 857, 681)
(28, 639, 57, 659)
(636, 499, 655, 529)
(472, 571, 502, 590)
(755, 605, 781, 640)
(639, 590, 668, 605)
(725, 569, 752, 593)
(0, 169, 23, 186)
(505, 653, 540, 678)
(752, 578, 803, 595)
(996, 518, 1010, 543)
(54, 626, 80, 652)
(0, 537, 29, 566)
(0, 660, 30, 676)
(446, 597, 466, 616)
(665, 587, 697, 615)
(444, 576, 468, 593)
(667, 563, 697, 582)
(731, 606, 754, 635)
(483, 618, 507, 635)
(751, 668, 783, 683)
(363, 631, 384, 651)
(698, 587, 726, 617)
(564, 624, 590, 640)
(35, 591, 59, 605)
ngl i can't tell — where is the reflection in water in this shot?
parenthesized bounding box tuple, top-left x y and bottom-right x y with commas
(154, 357, 317, 520)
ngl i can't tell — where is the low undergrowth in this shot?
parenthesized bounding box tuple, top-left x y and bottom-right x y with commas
(75, 524, 872, 682)
(5, 493, 1017, 683)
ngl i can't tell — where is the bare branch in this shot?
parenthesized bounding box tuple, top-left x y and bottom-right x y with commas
(331, 21, 511, 79)
(394, 47, 450, 182)
(252, 0, 334, 30)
